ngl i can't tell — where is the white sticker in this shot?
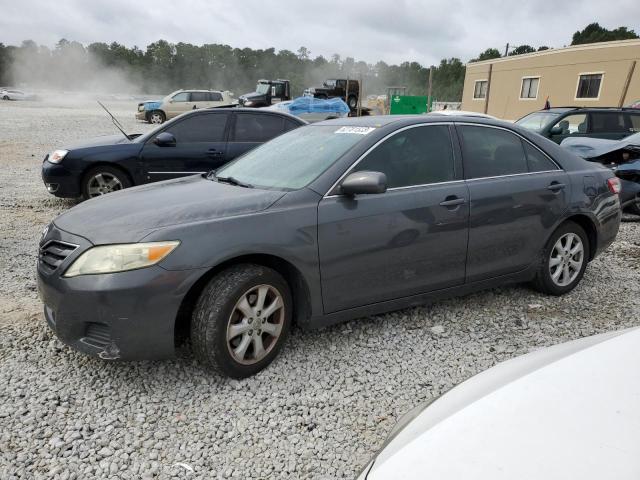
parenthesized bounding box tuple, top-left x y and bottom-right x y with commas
(334, 126, 376, 135)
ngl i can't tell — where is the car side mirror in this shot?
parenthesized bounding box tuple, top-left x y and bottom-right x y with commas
(153, 132, 176, 147)
(339, 171, 387, 196)
(550, 126, 563, 135)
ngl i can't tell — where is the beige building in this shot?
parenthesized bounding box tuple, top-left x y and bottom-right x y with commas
(461, 39, 640, 121)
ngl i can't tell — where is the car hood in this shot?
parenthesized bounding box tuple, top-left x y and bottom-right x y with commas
(53, 175, 286, 244)
(240, 92, 266, 101)
(367, 327, 640, 480)
(63, 134, 134, 150)
(561, 133, 640, 159)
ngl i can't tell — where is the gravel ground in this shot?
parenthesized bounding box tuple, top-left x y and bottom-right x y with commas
(1, 97, 639, 479)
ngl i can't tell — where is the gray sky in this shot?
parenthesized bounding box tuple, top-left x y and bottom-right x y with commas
(2, 0, 639, 65)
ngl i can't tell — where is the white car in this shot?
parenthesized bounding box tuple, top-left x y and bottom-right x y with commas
(1, 89, 33, 100)
(358, 327, 640, 480)
(427, 109, 496, 119)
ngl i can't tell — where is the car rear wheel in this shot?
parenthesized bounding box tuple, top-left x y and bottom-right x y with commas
(191, 264, 292, 378)
(627, 199, 640, 216)
(532, 221, 589, 295)
(2, 95, 9, 100)
(81, 166, 131, 200)
(148, 110, 165, 124)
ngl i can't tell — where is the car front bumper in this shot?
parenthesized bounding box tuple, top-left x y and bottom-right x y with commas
(41, 159, 81, 198)
(135, 110, 147, 121)
(37, 225, 204, 360)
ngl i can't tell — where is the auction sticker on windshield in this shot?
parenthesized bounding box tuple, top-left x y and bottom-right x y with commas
(334, 126, 376, 135)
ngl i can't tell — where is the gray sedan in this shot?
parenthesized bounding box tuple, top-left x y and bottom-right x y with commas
(37, 115, 622, 378)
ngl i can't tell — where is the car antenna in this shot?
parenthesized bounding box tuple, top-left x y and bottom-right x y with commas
(97, 100, 132, 140)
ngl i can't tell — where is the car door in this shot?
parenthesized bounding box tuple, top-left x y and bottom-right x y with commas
(189, 91, 209, 111)
(165, 91, 191, 118)
(225, 112, 291, 161)
(589, 112, 633, 140)
(457, 124, 569, 283)
(548, 113, 589, 143)
(317, 124, 469, 313)
(139, 111, 230, 182)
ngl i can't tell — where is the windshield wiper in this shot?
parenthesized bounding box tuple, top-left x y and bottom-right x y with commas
(97, 101, 132, 140)
(215, 175, 253, 188)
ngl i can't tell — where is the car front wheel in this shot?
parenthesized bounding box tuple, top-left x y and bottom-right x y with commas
(148, 110, 166, 124)
(532, 221, 589, 295)
(81, 166, 132, 200)
(191, 264, 292, 378)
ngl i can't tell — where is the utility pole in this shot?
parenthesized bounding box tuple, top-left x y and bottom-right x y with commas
(504, 43, 509, 56)
(357, 73, 363, 117)
(427, 66, 433, 112)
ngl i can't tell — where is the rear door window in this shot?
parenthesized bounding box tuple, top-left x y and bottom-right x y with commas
(590, 112, 627, 134)
(190, 92, 208, 102)
(233, 114, 285, 142)
(523, 141, 559, 172)
(459, 126, 528, 179)
(551, 113, 588, 135)
(353, 125, 456, 188)
(163, 112, 229, 143)
(627, 113, 640, 133)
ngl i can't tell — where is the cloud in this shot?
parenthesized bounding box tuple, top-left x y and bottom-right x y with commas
(1, 0, 639, 65)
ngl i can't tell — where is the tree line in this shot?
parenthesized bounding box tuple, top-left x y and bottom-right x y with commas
(0, 22, 636, 101)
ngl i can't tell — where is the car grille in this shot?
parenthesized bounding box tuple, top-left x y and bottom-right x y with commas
(39, 240, 78, 273)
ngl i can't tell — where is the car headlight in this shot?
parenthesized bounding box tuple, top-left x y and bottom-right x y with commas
(63, 241, 180, 277)
(243, 100, 253, 106)
(48, 149, 69, 164)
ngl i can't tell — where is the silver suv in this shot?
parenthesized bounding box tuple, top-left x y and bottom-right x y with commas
(136, 89, 236, 124)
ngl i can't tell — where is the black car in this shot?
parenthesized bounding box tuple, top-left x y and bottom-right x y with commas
(38, 115, 621, 378)
(516, 107, 640, 144)
(42, 108, 306, 199)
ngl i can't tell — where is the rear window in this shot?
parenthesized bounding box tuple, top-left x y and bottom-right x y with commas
(209, 92, 223, 101)
(590, 113, 627, 134)
(628, 113, 640, 133)
(233, 114, 285, 143)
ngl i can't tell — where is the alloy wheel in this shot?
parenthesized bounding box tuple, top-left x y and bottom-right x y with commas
(226, 284, 285, 365)
(87, 172, 124, 197)
(549, 233, 584, 287)
(150, 113, 163, 124)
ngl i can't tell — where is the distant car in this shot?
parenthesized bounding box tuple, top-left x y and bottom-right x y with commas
(42, 108, 305, 199)
(1, 89, 36, 101)
(305, 79, 360, 110)
(427, 110, 496, 119)
(135, 89, 236, 124)
(37, 115, 620, 378)
(562, 132, 640, 215)
(357, 327, 640, 480)
(515, 107, 640, 144)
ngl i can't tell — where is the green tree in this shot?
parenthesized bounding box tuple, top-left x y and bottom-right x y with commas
(470, 48, 501, 62)
(508, 45, 536, 56)
(571, 23, 638, 45)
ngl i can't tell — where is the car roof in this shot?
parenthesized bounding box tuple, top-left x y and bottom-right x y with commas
(313, 114, 511, 128)
(198, 106, 307, 124)
(531, 106, 639, 114)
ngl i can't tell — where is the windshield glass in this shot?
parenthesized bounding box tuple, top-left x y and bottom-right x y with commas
(215, 125, 370, 190)
(256, 83, 270, 94)
(515, 112, 560, 132)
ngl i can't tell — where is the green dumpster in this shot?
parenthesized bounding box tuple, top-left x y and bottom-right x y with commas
(389, 95, 428, 115)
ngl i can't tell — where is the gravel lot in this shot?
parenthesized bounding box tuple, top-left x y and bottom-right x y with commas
(1, 97, 639, 479)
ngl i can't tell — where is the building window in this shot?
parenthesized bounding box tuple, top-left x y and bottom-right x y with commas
(576, 73, 603, 99)
(473, 80, 488, 99)
(520, 77, 539, 99)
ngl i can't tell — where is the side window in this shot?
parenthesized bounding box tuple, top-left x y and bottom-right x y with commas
(523, 142, 558, 172)
(171, 92, 190, 102)
(459, 126, 528, 179)
(209, 92, 223, 101)
(284, 118, 302, 132)
(551, 114, 588, 135)
(163, 113, 228, 143)
(590, 113, 627, 134)
(190, 92, 208, 102)
(233, 114, 285, 142)
(630, 113, 640, 133)
(353, 125, 456, 188)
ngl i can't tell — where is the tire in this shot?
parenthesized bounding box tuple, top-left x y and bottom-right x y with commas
(532, 221, 590, 296)
(347, 95, 358, 110)
(626, 199, 640, 216)
(2, 95, 9, 100)
(81, 165, 132, 200)
(148, 110, 165, 124)
(191, 264, 292, 378)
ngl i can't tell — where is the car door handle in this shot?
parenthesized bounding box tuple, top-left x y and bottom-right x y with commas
(547, 182, 566, 192)
(207, 149, 223, 157)
(439, 196, 466, 207)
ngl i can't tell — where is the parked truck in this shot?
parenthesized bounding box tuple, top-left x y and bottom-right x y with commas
(305, 79, 360, 110)
(238, 79, 291, 107)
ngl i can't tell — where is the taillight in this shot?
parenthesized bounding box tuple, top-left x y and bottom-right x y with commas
(606, 177, 621, 194)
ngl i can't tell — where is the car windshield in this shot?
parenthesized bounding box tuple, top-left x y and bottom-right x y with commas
(214, 125, 369, 190)
(515, 112, 561, 132)
(256, 83, 270, 94)
(324, 80, 336, 87)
